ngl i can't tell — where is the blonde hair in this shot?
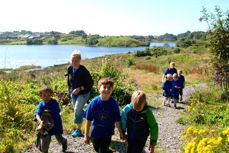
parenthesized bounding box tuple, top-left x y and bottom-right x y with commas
(166, 74, 172, 80)
(71, 50, 81, 60)
(131, 90, 146, 110)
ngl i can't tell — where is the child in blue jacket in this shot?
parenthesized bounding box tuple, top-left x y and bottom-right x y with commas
(162, 74, 173, 107)
(178, 70, 185, 102)
(172, 74, 183, 108)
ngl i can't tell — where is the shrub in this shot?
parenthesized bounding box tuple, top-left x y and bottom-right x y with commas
(90, 58, 135, 105)
(174, 48, 181, 53)
(125, 58, 134, 67)
(0, 81, 36, 152)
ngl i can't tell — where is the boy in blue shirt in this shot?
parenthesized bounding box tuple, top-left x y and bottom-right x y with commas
(121, 90, 158, 153)
(172, 74, 182, 108)
(84, 78, 125, 153)
(35, 87, 67, 153)
(162, 74, 173, 107)
(178, 70, 185, 102)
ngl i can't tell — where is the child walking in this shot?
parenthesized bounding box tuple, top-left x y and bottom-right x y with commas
(35, 87, 67, 153)
(84, 78, 125, 153)
(121, 90, 158, 153)
(172, 73, 182, 108)
(178, 70, 185, 102)
(162, 74, 173, 107)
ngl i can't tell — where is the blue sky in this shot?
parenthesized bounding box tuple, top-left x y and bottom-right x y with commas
(0, 0, 228, 36)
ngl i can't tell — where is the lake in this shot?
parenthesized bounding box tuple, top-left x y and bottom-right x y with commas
(0, 42, 176, 69)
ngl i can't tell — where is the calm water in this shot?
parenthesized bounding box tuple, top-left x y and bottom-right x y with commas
(0, 42, 175, 69)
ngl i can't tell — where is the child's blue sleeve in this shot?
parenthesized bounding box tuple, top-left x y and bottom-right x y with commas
(35, 102, 43, 116)
(162, 82, 165, 90)
(114, 101, 121, 122)
(84, 101, 94, 121)
(121, 104, 132, 132)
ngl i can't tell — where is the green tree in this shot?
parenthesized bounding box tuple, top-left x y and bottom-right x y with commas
(69, 30, 87, 37)
(200, 7, 229, 94)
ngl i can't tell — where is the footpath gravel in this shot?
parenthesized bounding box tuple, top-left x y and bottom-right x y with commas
(25, 84, 207, 153)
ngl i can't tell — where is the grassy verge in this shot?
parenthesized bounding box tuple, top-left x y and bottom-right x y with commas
(178, 84, 229, 152)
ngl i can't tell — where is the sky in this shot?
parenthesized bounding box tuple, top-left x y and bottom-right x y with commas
(0, 0, 228, 36)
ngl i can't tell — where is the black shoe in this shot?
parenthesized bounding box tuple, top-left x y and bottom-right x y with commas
(62, 139, 67, 152)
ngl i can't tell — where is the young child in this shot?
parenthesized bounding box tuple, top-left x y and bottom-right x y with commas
(121, 90, 158, 153)
(178, 70, 185, 102)
(84, 78, 125, 153)
(172, 73, 182, 108)
(35, 87, 67, 153)
(162, 74, 173, 107)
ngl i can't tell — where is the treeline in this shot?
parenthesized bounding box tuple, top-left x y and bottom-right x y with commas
(0, 30, 207, 47)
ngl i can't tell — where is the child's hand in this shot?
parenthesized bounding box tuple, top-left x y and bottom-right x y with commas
(72, 88, 80, 95)
(148, 144, 155, 153)
(39, 120, 44, 127)
(84, 135, 90, 144)
(119, 133, 127, 141)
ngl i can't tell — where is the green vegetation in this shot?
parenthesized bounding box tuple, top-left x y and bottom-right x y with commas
(179, 7, 229, 153)
(97, 36, 149, 47)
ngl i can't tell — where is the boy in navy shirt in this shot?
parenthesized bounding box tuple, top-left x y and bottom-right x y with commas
(172, 74, 182, 108)
(162, 74, 173, 107)
(35, 87, 67, 153)
(84, 78, 125, 153)
(178, 70, 185, 102)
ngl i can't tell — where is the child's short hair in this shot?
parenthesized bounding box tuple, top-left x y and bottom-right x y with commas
(166, 74, 172, 80)
(178, 70, 183, 74)
(131, 90, 146, 110)
(170, 62, 175, 67)
(71, 50, 81, 60)
(173, 73, 178, 79)
(98, 77, 114, 90)
(39, 86, 53, 96)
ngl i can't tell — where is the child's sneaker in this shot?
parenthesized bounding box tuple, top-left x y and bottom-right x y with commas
(62, 139, 67, 152)
(72, 129, 83, 138)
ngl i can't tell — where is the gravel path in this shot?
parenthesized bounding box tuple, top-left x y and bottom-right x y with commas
(25, 84, 207, 153)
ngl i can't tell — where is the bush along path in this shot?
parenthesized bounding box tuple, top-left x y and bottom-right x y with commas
(25, 84, 207, 153)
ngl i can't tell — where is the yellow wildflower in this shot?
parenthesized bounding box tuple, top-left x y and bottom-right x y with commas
(210, 129, 216, 134)
(193, 129, 198, 136)
(192, 137, 198, 142)
(203, 145, 213, 153)
(197, 138, 208, 153)
(213, 137, 223, 145)
(184, 142, 195, 153)
(187, 127, 193, 135)
(180, 135, 186, 140)
(222, 127, 229, 136)
(198, 129, 207, 135)
(187, 106, 192, 112)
